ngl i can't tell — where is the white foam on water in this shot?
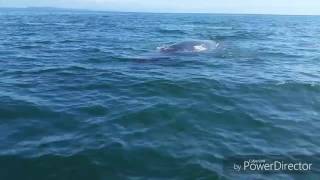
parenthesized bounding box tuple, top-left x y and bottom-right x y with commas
(193, 44, 208, 52)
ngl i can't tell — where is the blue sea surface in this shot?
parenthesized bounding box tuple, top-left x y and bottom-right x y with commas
(0, 8, 320, 179)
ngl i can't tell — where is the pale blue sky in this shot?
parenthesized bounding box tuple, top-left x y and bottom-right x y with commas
(1, 0, 320, 15)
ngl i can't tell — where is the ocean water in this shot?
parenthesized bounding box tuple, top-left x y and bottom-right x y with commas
(0, 8, 320, 180)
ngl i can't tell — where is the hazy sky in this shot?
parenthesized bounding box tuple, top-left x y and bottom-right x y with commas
(1, 0, 320, 15)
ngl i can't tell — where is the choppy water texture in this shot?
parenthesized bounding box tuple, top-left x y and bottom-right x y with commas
(0, 8, 320, 180)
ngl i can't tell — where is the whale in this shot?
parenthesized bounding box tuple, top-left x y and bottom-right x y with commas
(158, 40, 218, 53)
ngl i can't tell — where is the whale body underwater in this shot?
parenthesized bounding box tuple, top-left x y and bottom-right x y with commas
(158, 40, 219, 53)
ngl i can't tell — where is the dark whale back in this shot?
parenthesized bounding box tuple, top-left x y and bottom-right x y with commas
(158, 40, 218, 53)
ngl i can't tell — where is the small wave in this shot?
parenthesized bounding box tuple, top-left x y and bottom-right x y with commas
(17, 45, 42, 50)
(0, 96, 61, 120)
(274, 81, 320, 90)
(157, 28, 186, 35)
(77, 104, 109, 117)
(17, 66, 92, 76)
(214, 31, 269, 41)
(58, 39, 82, 44)
(24, 22, 44, 26)
(207, 26, 233, 30)
(260, 51, 304, 58)
(111, 55, 172, 62)
(80, 47, 103, 53)
(34, 40, 53, 45)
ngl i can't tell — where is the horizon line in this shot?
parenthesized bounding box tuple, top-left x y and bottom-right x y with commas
(1, 6, 320, 16)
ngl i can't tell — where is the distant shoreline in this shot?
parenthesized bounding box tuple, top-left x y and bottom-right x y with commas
(0, 6, 319, 16)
